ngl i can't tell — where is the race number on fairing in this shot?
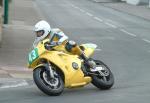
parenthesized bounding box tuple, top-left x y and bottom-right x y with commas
(28, 48, 39, 64)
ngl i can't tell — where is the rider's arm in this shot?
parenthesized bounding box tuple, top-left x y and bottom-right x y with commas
(57, 32, 68, 44)
(50, 31, 68, 45)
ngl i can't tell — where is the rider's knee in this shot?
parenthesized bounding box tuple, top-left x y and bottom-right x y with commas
(65, 40, 77, 52)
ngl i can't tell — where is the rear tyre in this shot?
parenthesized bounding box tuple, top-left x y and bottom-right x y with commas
(91, 60, 114, 90)
(33, 67, 64, 96)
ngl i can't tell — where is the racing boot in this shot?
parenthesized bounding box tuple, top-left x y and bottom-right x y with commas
(80, 53, 97, 72)
(65, 40, 97, 72)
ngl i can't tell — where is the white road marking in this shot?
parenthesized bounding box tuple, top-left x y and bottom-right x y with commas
(142, 39, 150, 44)
(70, 4, 85, 13)
(86, 12, 93, 17)
(71, 5, 77, 8)
(79, 9, 85, 12)
(0, 81, 29, 89)
(93, 17, 103, 22)
(120, 29, 137, 37)
(70, 4, 75, 7)
(104, 22, 117, 28)
(74, 6, 79, 9)
(70, 4, 121, 29)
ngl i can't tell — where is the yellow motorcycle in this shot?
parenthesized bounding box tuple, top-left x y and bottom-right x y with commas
(28, 39, 114, 96)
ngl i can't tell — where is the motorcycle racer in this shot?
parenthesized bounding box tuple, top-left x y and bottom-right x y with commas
(33, 20, 95, 72)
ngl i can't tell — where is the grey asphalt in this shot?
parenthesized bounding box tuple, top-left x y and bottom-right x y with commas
(102, 2, 150, 21)
(0, 0, 150, 103)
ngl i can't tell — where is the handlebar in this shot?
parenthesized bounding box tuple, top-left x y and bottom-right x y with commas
(44, 42, 59, 50)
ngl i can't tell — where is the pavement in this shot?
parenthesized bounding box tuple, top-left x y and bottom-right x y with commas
(0, 0, 45, 88)
(0, 0, 150, 88)
(0, 67, 32, 79)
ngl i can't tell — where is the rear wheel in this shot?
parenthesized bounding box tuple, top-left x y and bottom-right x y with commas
(33, 67, 64, 96)
(91, 60, 114, 90)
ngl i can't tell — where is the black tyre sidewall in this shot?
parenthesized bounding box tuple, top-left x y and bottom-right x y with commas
(91, 60, 114, 90)
(33, 67, 64, 96)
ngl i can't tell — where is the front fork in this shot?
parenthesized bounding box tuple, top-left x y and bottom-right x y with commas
(44, 63, 55, 79)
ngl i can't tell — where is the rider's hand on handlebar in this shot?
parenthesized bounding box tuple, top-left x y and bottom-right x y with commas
(50, 41, 58, 46)
(44, 41, 60, 50)
(50, 41, 61, 46)
(44, 42, 51, 50)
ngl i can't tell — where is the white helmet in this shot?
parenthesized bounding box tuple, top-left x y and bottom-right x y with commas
(33, 20, 51, 47)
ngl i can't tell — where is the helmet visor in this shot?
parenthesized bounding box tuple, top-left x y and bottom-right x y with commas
(35, 30, 44, 37)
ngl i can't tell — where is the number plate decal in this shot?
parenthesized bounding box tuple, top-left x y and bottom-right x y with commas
(28, 48, 39, 64)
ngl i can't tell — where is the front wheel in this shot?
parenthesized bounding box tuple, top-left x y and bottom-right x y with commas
(33, 67, 64, 96)
(91, 60, 114, 90)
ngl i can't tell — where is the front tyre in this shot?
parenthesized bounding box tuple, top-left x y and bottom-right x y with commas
(33, 67, 64, 96)
(91, 60, 114, 90)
